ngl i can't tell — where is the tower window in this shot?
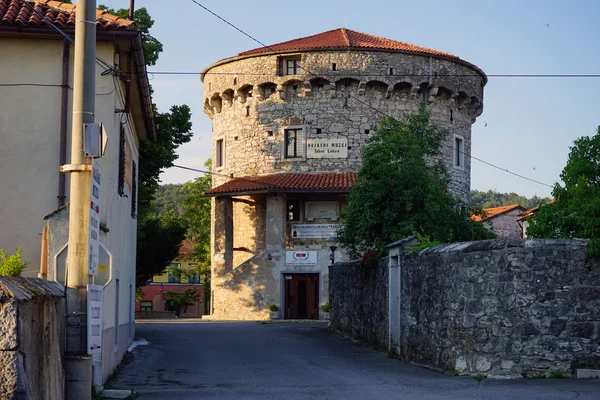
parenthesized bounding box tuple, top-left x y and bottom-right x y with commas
(454, 135, 464, 169)
(216, 138, 224, 169)
(284, 128, 303, 159)
(280, 56, 301, 75)
(315, 128, 322, 134)
(332, 63, 337, 71)
(389, 67, 394, 75)
(287, 199, 300, 221)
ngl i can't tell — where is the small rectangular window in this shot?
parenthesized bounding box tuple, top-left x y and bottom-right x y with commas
(315, 128, 322, 134)
(140, 301, 152, 311)
(284, 128, 303, 158)
(216, 138, 224, 168)
(454, 136, 464, 168)
(281, 56, 301, 75)
(389, 67, 394, 75)
(287, 199, 300, 221)
(332, 63, 337, 71)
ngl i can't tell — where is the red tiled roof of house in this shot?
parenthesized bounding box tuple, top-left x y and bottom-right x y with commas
(517, 200, 555, 220)
(237, 28, 458, 59)
(471, 204, 526, 222)
(0, 0, 135, 30)
(206, 172, 357, 196)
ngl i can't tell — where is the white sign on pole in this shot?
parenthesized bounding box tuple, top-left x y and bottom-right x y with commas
(285, 251, 318, 266)
(88, 159, 101, 276)
(291, 224, 343, 239)
(306, 138, 348, 158)
(87, 284, 103, 355)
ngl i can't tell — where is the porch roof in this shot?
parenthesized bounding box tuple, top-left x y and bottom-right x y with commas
(206, 172, 357, 197)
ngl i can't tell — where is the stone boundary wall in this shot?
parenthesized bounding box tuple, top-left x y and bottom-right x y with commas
(398, 238, 600, 378)
(135, 311, 176, 319)
(329, 259, 388, 350)
(0, 277, 65, 400)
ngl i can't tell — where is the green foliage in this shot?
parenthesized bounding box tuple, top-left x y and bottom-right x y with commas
(153, 184, 186, 215)
(337, 104, 494, 259)
(527, 127, 600, 256)
(321, 302, 330, 312)
(472, 375, 487, 382)
(138, 104, 194, 219)
(0, 247, 28, 277)
(135, 287, 145, 302)
(408, 232, 443, 253)
(470, 190, 550, 209)
(98, 5, 163, 66)
(182, 159, 212, 265)
(136, 216, 187, 285)
(269, 304, 280, 312)
(164, 288, 203, 316)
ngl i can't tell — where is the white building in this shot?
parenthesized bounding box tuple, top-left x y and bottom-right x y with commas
(0, 0, 154, 384)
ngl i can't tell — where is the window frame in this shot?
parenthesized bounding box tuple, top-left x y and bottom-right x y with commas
(453, 134, 465, 170)
(140, 301, 152, 311)
(215, 137, 225, 170)
(282, 125, 305, 160)
(279, 55, 302, 76)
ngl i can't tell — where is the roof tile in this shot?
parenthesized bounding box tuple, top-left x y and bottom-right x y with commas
(0, 0, 134, 30)
(471, 204, 525, 222)
(238, 28, 458, 59)
(206, 172, 357, 196)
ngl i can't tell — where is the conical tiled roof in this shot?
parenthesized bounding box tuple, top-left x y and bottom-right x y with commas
(238, 28, 458, 59)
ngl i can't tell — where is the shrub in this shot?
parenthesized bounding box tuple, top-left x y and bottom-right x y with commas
(321, 302, 330, 313)
(0, 247, 28, 277)
(269, 304, 279, 312)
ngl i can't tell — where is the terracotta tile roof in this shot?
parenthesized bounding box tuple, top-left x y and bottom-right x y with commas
(238, 28, 458, 59)
(206, 172, 357, 196)
(517, 200, 555, 220)
(471, 204, 526, 222)
(0, 0, 135, 30)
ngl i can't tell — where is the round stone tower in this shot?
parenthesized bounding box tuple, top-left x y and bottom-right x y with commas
(202, 28, 486, 202)
(202, 29, 486, 320)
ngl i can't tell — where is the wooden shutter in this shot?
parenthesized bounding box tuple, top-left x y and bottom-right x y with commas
(131, 160, 137, 218)
(118, 124, 126, 196)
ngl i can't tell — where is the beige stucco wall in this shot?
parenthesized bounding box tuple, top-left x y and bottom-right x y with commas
(0, 36, 139, 385)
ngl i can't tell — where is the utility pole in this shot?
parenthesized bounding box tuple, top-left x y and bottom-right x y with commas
(63, 0, 96, 398)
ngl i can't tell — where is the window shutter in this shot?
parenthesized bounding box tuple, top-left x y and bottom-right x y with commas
(118, 124, 126, 196)
(131, 160, 137, 218)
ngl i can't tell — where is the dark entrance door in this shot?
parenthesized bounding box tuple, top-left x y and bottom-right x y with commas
(284, 274, 319, 319)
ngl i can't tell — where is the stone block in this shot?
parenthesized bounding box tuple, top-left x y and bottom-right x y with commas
(567, 322, 595, 339)
(0, 301, 17, 350)
(577, 369, 600, 378)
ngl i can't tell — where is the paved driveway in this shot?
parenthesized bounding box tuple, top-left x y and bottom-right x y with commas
(109, 321, 600, 400)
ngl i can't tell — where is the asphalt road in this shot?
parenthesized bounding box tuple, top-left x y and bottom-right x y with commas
(108, 320, 600, 400)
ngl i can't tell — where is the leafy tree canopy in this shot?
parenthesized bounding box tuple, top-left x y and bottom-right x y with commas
(470, 190, 550, 210)
(98, 5, 163, 66)
(526, 127, 600, 256)
(338, 104, 494, 259)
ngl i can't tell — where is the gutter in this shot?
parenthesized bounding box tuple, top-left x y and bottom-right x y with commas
(0, 26, 156, 141)
(58, 39, 70, 207)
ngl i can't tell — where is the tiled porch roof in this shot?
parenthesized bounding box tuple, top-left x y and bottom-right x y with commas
(206, 172, 357, 197)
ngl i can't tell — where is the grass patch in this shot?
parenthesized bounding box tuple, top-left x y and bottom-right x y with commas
(473, 374, 487, 382)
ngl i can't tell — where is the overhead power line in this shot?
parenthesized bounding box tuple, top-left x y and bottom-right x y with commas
(190, 0, 554, 189)
(149, 71, 600, 78)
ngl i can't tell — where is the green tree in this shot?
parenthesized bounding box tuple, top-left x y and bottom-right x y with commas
(0, 247, 28, 277)
(98, 5, 163, 65)
(338, 105, 493, 259)
(164, 288, 203, 317)
(470, 190, 550, 209)
(181, 159, 213, 313)
(527, 127, 600, 256)
(153, 183, 186, 215)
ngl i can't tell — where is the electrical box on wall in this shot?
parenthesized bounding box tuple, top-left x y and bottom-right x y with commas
(83, 123, 105, 158)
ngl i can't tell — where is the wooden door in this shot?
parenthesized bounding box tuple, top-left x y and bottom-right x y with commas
(284, 274, 319, 319)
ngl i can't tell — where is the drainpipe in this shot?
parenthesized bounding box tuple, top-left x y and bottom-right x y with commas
(58, 39, 70, 207)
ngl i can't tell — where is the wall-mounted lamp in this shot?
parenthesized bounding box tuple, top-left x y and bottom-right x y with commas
(326, 235, 337, 265)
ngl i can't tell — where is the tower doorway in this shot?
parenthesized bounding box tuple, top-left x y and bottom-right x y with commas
(284, 273, 319, 319)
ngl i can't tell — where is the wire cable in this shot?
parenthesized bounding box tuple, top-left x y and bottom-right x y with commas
(190, 0, 554, 189)
(148, 71, 600, 78)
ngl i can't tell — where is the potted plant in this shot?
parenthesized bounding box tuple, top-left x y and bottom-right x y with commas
(269, 304, 280, 319)
(321, 302, 330, 320)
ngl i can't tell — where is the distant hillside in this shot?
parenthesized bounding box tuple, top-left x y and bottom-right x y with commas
(470, 190, 551, 210)
(153, 183, 186, 216)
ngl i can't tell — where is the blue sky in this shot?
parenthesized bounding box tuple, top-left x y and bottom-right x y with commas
(103, 0, 600, 198)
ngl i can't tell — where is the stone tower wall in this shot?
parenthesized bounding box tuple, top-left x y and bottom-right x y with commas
(203, 50, 484, 202)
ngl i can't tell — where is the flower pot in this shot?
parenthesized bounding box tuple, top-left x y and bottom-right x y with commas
(269, 311, 279, 319)
(323, 312, 330, 320)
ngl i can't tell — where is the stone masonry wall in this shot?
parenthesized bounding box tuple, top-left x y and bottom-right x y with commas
(400, 238, 600, 378)
(486, 208, 524, 238)
(204, 50, 484, 203)
(329, 259, 389, 350)
(0, 277, 65, 400)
